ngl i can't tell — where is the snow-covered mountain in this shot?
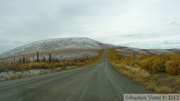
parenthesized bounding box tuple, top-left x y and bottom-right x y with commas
(0, 37, 114, 58)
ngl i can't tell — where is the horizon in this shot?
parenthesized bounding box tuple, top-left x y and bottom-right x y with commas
(0, 0, 180, 53)
(0, 37, 179, 54)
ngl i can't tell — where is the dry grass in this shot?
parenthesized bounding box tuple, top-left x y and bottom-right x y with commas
(146, 80, 157, 91)
(0, 49, 101, 64)
(111, 63, 151, 86)
(107, 49, 180, 93)
(0, 49, 103, 72)
(0, 49, 99, 60)
(156, 86, 173, 94)
(0, 50, 103, 82)
(177, 78, 180, 85)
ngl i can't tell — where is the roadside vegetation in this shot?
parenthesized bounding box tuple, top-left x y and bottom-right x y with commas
(0, 49, 103, 81)
(107, 49, 180, 93)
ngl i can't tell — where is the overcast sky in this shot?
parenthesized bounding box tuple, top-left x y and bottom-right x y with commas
(0, 0, 180, 53)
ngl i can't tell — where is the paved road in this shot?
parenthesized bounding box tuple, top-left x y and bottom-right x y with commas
(0, 51, 152, 101)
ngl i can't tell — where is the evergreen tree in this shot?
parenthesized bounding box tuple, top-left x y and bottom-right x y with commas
(23, 56, 26, 63)
(36, 51, 40, 62)
(33, 56, 34, 62)
(11, 60, 13, 64)
(19, 58, 22, 63)
(25, 56, 28, 63)
(43, 57, 46, 62)
(14, 59, 15, 64)
(49, 53, 51, 62)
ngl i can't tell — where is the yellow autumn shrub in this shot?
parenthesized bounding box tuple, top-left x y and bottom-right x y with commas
(166, 60, 180, 75)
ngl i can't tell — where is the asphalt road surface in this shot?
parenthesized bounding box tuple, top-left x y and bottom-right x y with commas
(0, 51, 152, 101)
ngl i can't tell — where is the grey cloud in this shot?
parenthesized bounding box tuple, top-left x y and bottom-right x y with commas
(0, 39, 26, 45)
(0, 47, 7, 54)
(170, 21, 180, 26)
(59, 1, 92, 16)
(120, 40, 180, 49)
(120, 33, 145, 38)
(119, 33, 160, 39)
(0, 39, 10, 43)
(0, 43, 17, 54)
(13, 41, 25, 45)
(0, 0, 180, 53)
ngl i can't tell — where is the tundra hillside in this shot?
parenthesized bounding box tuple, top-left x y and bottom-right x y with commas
(0, 49, 103, 82)
(0, 37, 114, 81)
(107, 49, 180, 94)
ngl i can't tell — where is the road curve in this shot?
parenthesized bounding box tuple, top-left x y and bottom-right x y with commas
(0, 51, 152, 101)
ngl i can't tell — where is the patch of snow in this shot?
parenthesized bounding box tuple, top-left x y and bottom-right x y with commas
(0, 69, 51, 81)
(0, 49, 100, 64)
(0, 37, 112, 58)
(147, 49, 173, 55)
(115, 47, 175, 55)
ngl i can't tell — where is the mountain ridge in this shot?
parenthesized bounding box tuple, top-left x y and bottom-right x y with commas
(0, 37, 114, 58)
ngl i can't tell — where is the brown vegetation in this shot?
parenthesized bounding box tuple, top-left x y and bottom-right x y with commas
(107, 49, 180, 93)
(156, 86, 173, 94)
(0, 49, 103, 82)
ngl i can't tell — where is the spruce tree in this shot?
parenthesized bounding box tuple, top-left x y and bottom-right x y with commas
(13, 59, 15, 64)
(33, 56, 34, 62)
(43, 57, 46, 62)
(49, 53, 51, 62)
(25, 56, 28, 63)
(23, 56, 26, 63)
(36, 51, 40, 62)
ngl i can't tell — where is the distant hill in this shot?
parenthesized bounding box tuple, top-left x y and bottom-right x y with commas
(0, 37, 114, 58)
(0, 37, 179, 61)
(114, 46, 180, 58)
